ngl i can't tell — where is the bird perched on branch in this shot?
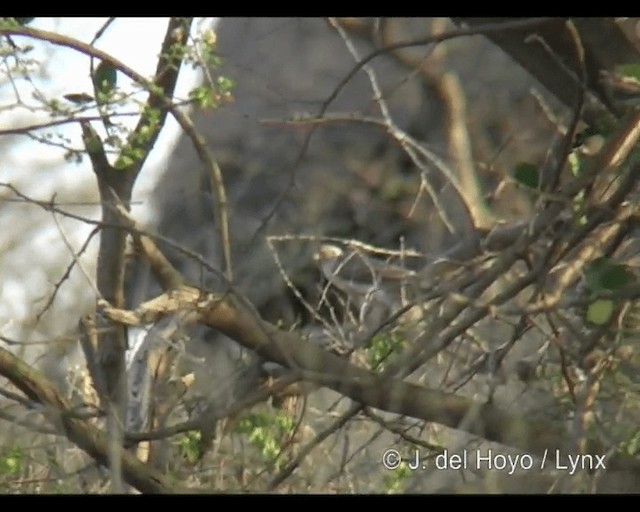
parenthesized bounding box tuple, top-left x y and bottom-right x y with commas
(313, 243, 419, 326)
(313, 242, 475, 353)
(313, 244, 399, 344)
(313, 243, 416, 296)
(314, 242, 466, 288)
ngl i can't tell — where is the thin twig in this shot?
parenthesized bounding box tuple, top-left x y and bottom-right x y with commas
(90, 18, 116, 46)
(0, 408, 57, 436)
(322, 18, 556, 120)
(1, 21, 234, 282)
(36, 220, 101, 321)
(331, 19, 459, 233)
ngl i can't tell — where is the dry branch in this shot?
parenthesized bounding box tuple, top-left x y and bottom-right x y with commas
(96, 230, 640, 477)
(0, 346, 177, 493)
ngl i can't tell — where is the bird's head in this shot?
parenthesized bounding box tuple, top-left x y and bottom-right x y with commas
(313, 243, 344, 263)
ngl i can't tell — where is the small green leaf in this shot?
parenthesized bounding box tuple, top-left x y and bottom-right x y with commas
(85, 137, 102, 154)
(568, 152, 582, 176)
(512, 162, 540, 189)
(614, 64, 640, 85)
(216, 75, 235, 92)
(367, 332, 405, 371)
(189, 85, 215, 109)
(92, 60, 117, 98)
(114, 155, 135, 170)
(623, 430, 640, 456)
(0, 446, 24, 476)
(586, 299, 615, 326)
(584, 257, 636, 293)
(177, 431, 201, 464)
(603, 266, 634, 291)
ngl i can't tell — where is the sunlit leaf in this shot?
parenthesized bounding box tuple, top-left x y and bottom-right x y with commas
(216, 75, 235, 92)
(614, 64, 640, 85)
(114, 155, 135, 170)
(586, 299, 615, 326)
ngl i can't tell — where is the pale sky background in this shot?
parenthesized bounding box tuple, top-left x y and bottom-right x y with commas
(0, 18, 216, 349)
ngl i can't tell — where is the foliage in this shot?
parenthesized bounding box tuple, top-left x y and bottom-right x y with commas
(177, 431, 202, 464)
(3, 17, 640, 495)
(234, 411, 296, 469)
(0, 445, 24, 477)
(383, 460, 410, 494)
(367, 332, 406, 371)
(512, 162, 540, 190)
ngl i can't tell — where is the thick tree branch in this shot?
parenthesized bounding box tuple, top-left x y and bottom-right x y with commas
(453, 17, 640, 125)
(98, 279, 640, 475)
(80, 120, 128, 492)
(0, 346, 177, 494)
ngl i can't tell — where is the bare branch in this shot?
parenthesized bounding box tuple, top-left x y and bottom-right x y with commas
(0, 345, 179, 493)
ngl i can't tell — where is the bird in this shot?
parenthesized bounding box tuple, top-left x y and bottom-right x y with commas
(312, 243, 421, 321)
(313, 242, 464, 291)
(313, 244, 400, 343)
(313, 243, 471, 350)
(313, 243, 417, 296)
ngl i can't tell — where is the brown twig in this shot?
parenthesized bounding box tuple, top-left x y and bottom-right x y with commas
(0, 345, 179, 493)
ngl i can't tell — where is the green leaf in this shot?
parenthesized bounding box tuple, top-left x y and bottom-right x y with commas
(568, 152, 582, 176)
(584, 257, 636, 293)
(84, 136, 103, 154)
(177, 431, 201, 464)
(92, 60, 117, 99)
(512, 162, 540, 189)
(114, 155, 135, 170)
(367, 332, 405, 371)
(216, 75, 235, 93)
(0, 446, 23, 476)
(614, 64, 640, 85)
(189, 85, 215, 109)
(586, 299, 615, 326)
(622, 430, 640, 456)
